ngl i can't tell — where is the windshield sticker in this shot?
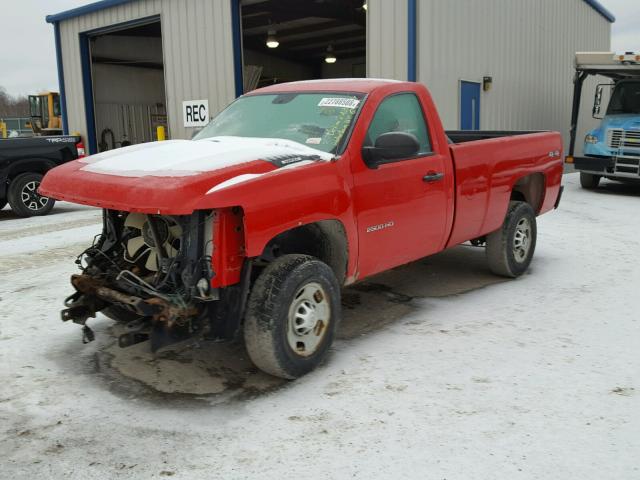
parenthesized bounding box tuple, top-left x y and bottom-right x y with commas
(318, 97, 360, 109)
(306, 137, 322, 145)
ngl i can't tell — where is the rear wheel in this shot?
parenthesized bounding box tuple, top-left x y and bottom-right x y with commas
(7, 172, 55, 217)
(580, 172, 601, 189)
(244, 254, 341, 379)
(486, 201, 537, 278)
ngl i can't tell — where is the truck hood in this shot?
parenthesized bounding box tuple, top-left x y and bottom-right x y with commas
(597, 114, 640, 132)
(39, 136, 333, 214)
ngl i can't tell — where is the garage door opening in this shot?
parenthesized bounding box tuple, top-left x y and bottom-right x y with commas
(83, 18, 167, 153)
(239, 0, 367, 92)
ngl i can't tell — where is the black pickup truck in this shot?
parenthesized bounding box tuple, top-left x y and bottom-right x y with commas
(0, 135, 85, 217)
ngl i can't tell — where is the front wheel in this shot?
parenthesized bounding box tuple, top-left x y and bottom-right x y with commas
(486, 201, 537, 278)
(580, 172, 601, 189)
(244, 254, 341, 379)
(7, 172, 55, 217)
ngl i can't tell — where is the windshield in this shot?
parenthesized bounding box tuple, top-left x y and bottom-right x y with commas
(607, 81, 640, 115)
(193, 92, 365, 153)
(52, 94, 61, 116)
(29, 96, 42, 117)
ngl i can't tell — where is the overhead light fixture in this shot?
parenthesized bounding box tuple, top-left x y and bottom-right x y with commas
(325, 45, 337, 64)
(266, 29, 279, 48)
(362, 1, 368, 11)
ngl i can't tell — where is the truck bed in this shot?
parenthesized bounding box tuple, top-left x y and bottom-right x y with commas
(0, 135, 81, 163)
(0, 135, 82, 201)
(445, 131, 563, 247)
(446, 130, 544, 144)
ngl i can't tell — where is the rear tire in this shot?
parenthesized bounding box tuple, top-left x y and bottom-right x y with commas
(580, 172, 601, 189)
(7, 172, 55, 217)
(244, 254, 341, 379)
(486, 201, 537, 278)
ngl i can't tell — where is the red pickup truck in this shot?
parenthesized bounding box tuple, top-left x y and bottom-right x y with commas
(41, 79, 563, 379)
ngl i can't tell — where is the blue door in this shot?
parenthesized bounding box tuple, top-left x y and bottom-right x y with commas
(460, 81, 481, 130)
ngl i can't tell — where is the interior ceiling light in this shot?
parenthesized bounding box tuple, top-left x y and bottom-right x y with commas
(325, 45, 337, 64)
(266, 29, 279, 48)
(362, 1, 367, 11)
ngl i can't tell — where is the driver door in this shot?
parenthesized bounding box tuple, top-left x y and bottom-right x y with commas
(350, 92, 450, 278)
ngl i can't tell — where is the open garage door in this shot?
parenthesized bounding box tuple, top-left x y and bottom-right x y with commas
(239, 0, 367, 92)
(83, 18, 167, 153)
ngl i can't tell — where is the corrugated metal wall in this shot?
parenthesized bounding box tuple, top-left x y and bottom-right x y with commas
(367, 0, 408, 80)
(58, 0, 610, 153)
(415, 0, 611, 150)
(58, 0, 236, 145)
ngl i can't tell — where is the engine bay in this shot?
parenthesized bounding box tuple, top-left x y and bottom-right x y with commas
(62, 209, 219, 351)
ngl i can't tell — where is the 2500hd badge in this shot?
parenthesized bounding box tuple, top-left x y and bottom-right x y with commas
(366, 221, 395, 233)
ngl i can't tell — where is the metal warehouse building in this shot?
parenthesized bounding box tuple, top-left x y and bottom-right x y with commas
(46, 0, 614, 154)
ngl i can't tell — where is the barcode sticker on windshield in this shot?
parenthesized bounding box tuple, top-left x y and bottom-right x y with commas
(318, 97, 360, 109)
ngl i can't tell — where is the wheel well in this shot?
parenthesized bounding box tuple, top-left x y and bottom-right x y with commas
(7, 159, 55, 181)
(511, 173, 545, 212)
(259, 220, 348, 283)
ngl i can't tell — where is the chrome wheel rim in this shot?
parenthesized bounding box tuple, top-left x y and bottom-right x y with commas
(21, 180, 49, 211)
(513, 217, 532, 263)
(287, 282, 330, 357)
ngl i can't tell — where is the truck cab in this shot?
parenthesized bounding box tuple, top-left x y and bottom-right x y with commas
(584, 79, 640, 171)
(28, 92, 63, 136)
(567, 52, 640, 188)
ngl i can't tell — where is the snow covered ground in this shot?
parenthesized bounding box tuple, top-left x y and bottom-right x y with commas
(0, 173, 638, 479)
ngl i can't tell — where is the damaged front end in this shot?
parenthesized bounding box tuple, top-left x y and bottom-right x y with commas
(62, 208, 248, 352)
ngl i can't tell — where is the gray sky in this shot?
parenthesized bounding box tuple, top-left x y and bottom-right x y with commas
(0, 0, 638, 97)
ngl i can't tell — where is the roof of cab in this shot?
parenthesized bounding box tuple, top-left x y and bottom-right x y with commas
(246, 78, 407, 95)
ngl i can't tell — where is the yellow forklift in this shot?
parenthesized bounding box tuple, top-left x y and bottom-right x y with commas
(27, 92, 63, 135)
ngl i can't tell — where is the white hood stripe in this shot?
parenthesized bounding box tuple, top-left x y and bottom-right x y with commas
(80, 136, 333, 178)
(205, 159, 316, 194)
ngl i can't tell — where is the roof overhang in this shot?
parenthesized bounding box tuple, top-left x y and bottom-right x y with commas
(46, 0, 137, 23)
(582, 0, 616, 23)
(576, 52, 640, 80)
(577, 66, 640, 80)
(45, 0, 616, 24)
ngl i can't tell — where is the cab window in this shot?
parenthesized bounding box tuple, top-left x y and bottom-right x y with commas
(364, 93, 431, 155)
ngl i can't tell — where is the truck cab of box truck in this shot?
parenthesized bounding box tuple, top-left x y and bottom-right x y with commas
(567, 52, 640, 188)
(584, 80, 640, 165)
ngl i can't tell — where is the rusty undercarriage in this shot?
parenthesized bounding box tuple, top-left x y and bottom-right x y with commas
(60, 209, 245, 352)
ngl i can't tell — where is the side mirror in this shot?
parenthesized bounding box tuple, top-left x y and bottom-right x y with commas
(593, 85, 604, 119)
(362, 131, 420, 168)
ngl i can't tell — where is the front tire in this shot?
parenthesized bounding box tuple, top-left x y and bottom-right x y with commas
(244, 254, 341, 379)
(486, 201, 537, 278)
(580, 172, 601, 189)
(7, 172, 55, 217)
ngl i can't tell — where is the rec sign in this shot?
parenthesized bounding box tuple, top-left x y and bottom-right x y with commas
(182, 99, 209, 127)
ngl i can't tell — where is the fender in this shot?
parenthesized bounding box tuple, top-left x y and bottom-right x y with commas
(195, 159, 359, 285)
(1, 158, 57, 198)
(7, 157, 57, 172)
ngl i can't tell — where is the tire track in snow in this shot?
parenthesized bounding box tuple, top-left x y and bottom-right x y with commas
(0, 216, 101, 242)
(0, 241, 88, 275)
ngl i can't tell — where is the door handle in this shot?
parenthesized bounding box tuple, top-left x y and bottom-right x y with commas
(423, 172, 444, 183)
